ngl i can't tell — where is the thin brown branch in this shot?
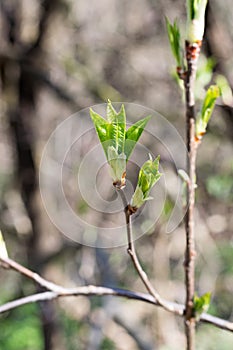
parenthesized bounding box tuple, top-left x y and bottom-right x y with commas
(0, 287, 157, 314)
(183, 40, 201, 349)
(0, 255, 233, 333)
(118, 188, 180, 314)
(200, 313, 233, 332)
(1, 257, 67, 293)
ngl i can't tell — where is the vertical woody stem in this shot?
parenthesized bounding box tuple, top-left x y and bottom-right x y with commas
(184, 40, 200, 350)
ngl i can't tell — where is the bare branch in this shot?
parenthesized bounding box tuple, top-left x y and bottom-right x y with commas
(1, 257, 67, 293)
(0, 284, 232, 334)
(0, 287, 156, 314)
(200, 313, 233, 332)
(183, 40, 201, 349)
(118, 188, 184, 315)
(0, 255, 232, 333)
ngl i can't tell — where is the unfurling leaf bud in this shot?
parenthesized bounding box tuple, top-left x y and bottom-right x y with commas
(196, 85, 220, 140)
(131, 155, 162, 209)
(90, 100, 150, 188)
(194, 292, 211, 320)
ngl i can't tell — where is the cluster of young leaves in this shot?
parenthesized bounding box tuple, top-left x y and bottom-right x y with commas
(166, 0, 208, 72)
(166, 2, 224, 142)
(90, 101, 162, 208)
(90, 101, 151, 187)
(194, 292, 211, 320)
(131, 155, 162, 209)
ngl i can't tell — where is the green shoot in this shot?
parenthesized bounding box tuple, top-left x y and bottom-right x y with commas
(196, 85, 220, 139)
(131, 155, 162, 209)
(194, 292, 211, 320)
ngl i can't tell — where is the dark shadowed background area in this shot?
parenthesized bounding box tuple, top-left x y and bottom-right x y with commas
(0, 0, 233, 349)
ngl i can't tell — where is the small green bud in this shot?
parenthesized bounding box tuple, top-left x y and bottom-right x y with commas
(196, 85, 220, 139)
(131, 155, 162, 209)
(194, 292, 211, 320)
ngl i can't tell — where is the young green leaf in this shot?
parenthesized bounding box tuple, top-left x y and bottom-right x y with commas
(194, 292, 211, 320)
(196, 85, 220, 139)
(166, 17, 183, 68)
(125, 115, 151, 161)
(131, 155, 162, 209)
(90, 101, 151, 188)
(106, 99, 118, 122)
(106, 100, 126, 154)
(90, 108, 110, 157)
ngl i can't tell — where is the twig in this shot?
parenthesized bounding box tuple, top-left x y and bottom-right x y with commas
(117, 189, 181, 314)
(1, 257, 67, 293)
(0, 255, 233, 332)
(183, 40, 201, 349)
(200, 313, 233, 332)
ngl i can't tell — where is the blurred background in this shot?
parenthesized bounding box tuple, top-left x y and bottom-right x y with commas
(0, 0, 233, 349)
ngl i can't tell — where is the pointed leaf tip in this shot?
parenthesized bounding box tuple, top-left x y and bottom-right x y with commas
(125, 115, 151, 161)
(166, 17, 183, 68)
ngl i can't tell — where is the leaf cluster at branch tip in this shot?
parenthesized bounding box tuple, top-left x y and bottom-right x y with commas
(131, 155, 162, 209)
(90, 100, 150, 187)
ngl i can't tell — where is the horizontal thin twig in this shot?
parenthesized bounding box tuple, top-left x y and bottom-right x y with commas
(1, 257, 67, 293)
(0, 285, 232, 333)
(0, 257, 232, 332)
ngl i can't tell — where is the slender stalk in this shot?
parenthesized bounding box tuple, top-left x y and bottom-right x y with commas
(1, 257, 67, 293)
(118, 188, 178, 314)
(184, 40, 200, 349)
